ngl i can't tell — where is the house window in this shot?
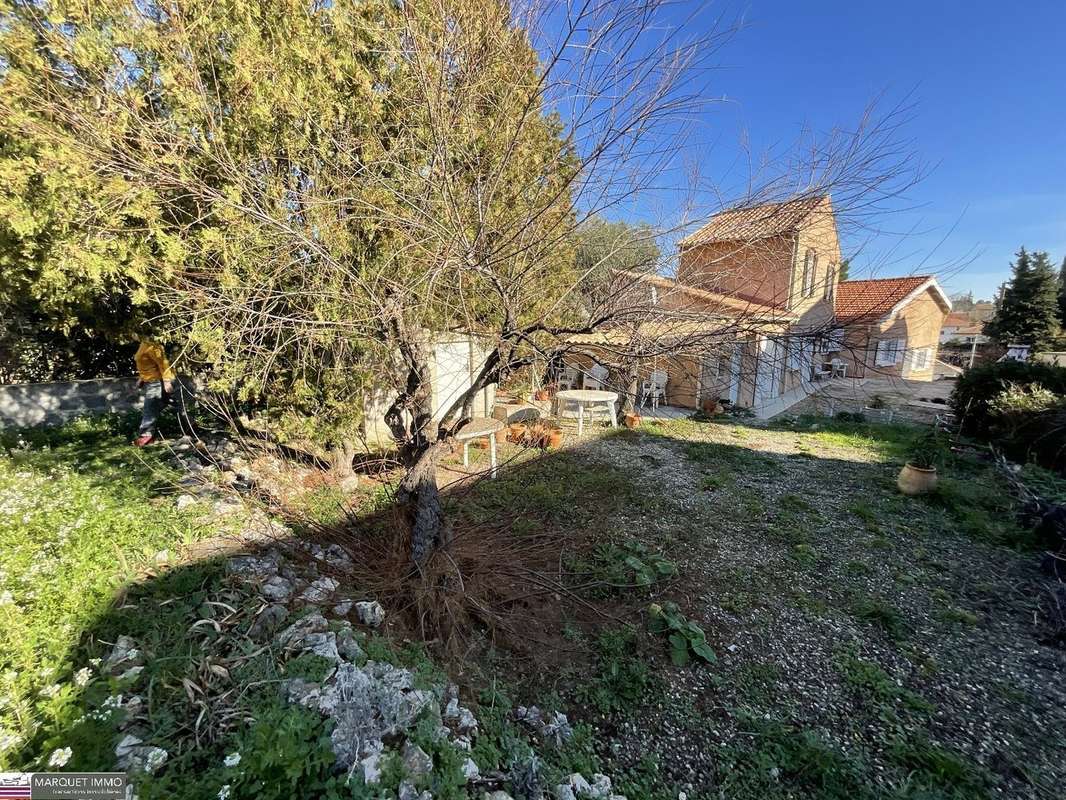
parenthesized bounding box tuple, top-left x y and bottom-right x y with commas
(911, 347, 931, 371)
(801, 250, 817, 298)
(650, 286, 658, 305)
(824, 263, 836, 301)
(815, 328, 845, 353)
(874, 338, 905, 367)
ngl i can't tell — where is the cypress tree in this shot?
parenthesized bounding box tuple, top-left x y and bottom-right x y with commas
(985, 247, 1060, 349)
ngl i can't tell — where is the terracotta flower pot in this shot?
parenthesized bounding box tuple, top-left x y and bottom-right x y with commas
(546, 429, 563, 449)
(624, 412, 642, 429)
(534, 389, 551, 401)
(897, 463, 938, 496)
(507, 423, 526, 444)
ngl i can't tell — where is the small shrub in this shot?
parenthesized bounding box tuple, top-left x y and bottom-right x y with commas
(952, 360, 1066, 471)
(907, 428, 950, 469)
(646, 602, 716, 666)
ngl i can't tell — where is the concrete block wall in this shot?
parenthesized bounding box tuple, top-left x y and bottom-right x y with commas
(0, 377, 140, 428)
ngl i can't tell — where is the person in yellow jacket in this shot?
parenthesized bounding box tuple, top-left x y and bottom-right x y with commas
(133, 339, 178, 447)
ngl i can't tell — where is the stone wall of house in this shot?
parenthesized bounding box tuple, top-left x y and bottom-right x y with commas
(0, 377, 140, 428)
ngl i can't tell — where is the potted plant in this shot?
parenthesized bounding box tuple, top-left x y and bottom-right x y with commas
(533, 383, 556, 402)
(897, 429, 947, 495)
(507, 423, 526, 444)
(546, 426, 564, 449)
(624, 411, 642, 428)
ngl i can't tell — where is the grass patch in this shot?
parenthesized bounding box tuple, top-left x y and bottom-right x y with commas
(886, 735, 991, 799)
(936, 606, 980, 626)
(718, 715, 870, 800)
(851, 594, 909, 640)
(571, 627, 655, 714)
(457, 452, 644, 529)
(920, 473, 1033, 548)
(681, 440, 784, 475)
(835, 650, 935, 714)
(849, 501, 883, 532)
(0, 415, 217, 769)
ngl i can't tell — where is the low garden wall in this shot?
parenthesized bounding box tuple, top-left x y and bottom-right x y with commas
(0, 377, 140, 428)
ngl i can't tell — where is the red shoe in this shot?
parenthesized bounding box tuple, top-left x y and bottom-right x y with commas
(132, 433, 154, 447)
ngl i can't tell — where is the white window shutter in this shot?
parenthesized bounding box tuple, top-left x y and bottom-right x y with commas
(875, 340, 889, 366)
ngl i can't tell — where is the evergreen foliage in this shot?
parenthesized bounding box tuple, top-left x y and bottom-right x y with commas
(983, 247, 1060, 349)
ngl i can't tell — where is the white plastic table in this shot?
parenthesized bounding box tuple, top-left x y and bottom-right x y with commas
(555, 389, 619, 436)
(455, 417, 504, 478)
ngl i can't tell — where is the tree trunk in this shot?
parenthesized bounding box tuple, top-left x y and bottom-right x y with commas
(329, 439, 358, 490)
(398, 441, 451, 564)
(622, 363, 639, 415)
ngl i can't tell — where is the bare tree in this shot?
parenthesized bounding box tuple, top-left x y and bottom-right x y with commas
(4, 0, 924, 564)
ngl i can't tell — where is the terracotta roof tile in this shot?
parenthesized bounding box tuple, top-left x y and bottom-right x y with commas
(680, 196, 829, 247)
(629, 271, 792, 319)
(834, 276, 933, 323)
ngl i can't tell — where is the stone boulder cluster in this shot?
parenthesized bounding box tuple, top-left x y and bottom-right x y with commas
(136, 435, 628, 799)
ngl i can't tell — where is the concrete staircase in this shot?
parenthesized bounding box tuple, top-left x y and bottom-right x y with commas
(751, 383, 815, 420)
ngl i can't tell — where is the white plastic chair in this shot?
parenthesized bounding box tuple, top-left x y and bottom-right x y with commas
(829, 358, 847, 378)
(557, 367, 579, 391)
(641, 370, 668, 409)
(583, 364, 609, 390)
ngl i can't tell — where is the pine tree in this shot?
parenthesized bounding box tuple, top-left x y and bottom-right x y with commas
(985, 247, 1061, 349)
(1058, 255, 1066, 328)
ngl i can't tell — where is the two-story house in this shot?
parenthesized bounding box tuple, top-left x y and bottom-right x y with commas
(564, 195, 950, 415)
(674, 195, 845, 411)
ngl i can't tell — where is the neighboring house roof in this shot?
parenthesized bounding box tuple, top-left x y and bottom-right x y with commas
(679, 195, 829, 248)
(942, 312, 972, 328)
(834, 276, 952, 324)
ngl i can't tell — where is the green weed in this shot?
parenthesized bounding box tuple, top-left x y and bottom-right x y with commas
(851, 594, 909, 640)
(572, 627, 655, 714)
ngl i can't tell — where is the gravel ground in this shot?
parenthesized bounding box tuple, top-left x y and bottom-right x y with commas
(567, 418, 1066, 800)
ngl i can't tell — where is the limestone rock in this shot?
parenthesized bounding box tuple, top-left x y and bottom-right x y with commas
(115, 735, 168, 775)
(541, 710, 573, 745)
(588, 774, 613, 800)
(261, 575, 294, 602)
(354, 600, 385, 628)
(300, 577, 339, 604)
(277, 613, 329, 650)
(103, 636, 143, 675)
(332, 600, 354, 616)
(402, 742, 433, 777)
(462, 757, 480, 782)
(336, 628, 366, 662)
(361, 751, 383, 785)
(225, 552, 279, 578)
(248, 604, 289, 641)
(280, 661, 436, 769)
(444, 696, 479, 735)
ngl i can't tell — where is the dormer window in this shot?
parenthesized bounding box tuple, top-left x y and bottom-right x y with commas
(801, 249, 817, 298)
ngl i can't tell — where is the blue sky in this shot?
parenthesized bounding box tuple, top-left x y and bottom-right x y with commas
(594, 0, 1066, 299)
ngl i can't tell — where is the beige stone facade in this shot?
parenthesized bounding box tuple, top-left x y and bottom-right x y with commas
(563, 195, 949, 412)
